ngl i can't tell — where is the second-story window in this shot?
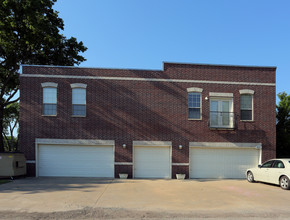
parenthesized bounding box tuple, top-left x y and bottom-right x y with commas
(239, 89, 254, 121)
(240, 94, 253, 121)
(188, 92, 201, 119)
(71, 83, 87, 117)
(209, 92, 234, 129)
(41, 82, 58, 116)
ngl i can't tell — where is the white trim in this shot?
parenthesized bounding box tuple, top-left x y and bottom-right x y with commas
(115, 162, 133, 165)
(41, 82, 58, 88)
(35, 138, 114, 146)
(172, 163, 189, 166)
(21, 74, 276, 87)
(239, 89, 255, 94)
(189, 142, 262, 149)
(35, 141, 39, 177)
(26, 160, 36, 164)
(187, 87, 203, 93)
(133, 141, 172, 146)
(209, 92, 233, 97)
(70, 83, 87, 89)
(258, 147, 262, 164)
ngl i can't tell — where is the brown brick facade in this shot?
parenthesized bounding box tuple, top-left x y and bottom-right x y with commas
(19, 63, 276, 178)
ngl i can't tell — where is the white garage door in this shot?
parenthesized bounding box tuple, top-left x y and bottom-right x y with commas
(134, 146, 171, 178)
(190, 148, 260, 179)
(38, 144, 114, 177)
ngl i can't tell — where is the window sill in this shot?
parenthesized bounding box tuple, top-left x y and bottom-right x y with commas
(209, 127, 235, 130)
(188, 118, 202, 121)
(42, 115, 57, 117)
(240, 120, 254, 122)
(71, 115, 86, 118)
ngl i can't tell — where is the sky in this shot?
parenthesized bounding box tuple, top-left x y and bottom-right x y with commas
(53, 0, 290, 97)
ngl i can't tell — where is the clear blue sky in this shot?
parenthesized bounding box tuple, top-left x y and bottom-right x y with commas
(54, 0, 290, 97)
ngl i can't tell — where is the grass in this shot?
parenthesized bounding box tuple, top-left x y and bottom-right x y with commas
(0, 179, 11, 185)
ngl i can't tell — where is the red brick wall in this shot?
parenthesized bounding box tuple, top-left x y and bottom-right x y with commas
(19, 63, 276, 178)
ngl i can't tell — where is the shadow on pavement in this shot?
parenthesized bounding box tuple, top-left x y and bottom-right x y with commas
(0, 177, 124, 194)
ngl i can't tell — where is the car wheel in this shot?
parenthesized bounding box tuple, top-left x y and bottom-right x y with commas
(247, 171, 255, 183)
(280, 176, 290, 190)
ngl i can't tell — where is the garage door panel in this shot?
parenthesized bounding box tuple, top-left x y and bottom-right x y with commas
(38, 145, 114, 177)
(190, 148, 259, 179)
(134, 146, 171, 179)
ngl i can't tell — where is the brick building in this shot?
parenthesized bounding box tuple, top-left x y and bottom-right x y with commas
(19, 62, 276, 178)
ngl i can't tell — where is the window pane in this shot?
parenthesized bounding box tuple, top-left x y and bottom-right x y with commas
(222, 112, 230, 126)
(43, 88, 57, 104)
(241, 110, 252, 120)
(241, 95, 252, 109)
(273, 161, 285, 168)
(210, 101, 218, 112)
(73, 104, 86, 116)
(188, 108, 200, 119)
(188, 93, 200, 108)
(222, 101, 230, 112)
(210, 112, 218, 126)
(43, 104, 57, 115)
(262, 160, 274, 168)
(72, 88, 86, 104)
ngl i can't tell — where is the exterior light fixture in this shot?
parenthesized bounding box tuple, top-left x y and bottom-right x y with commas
(205, 97, 208, 100)
(122, 144, 126, 148)
(179, 145, 183, 150)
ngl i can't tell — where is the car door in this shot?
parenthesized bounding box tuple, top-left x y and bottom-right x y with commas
(267, 160, 285, 185)
(255, 160, 274, 182)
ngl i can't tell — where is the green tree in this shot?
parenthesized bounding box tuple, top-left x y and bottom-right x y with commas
(2, 102, 19, 151)
(0, 0, 87, 152)
(276, 92, 290, 158)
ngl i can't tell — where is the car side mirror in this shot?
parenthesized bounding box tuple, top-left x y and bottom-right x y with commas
(258, 165, 262, 168)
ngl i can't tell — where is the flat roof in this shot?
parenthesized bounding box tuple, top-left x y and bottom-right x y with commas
(21, 61, 277, 70)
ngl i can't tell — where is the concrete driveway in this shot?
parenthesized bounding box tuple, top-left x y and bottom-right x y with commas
(0, 177, 289, 219)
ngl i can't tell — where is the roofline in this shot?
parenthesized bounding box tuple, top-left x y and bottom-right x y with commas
(20, 64, 162, 72)
(163, 61, 277, 69)
(21, 61, 277, 71)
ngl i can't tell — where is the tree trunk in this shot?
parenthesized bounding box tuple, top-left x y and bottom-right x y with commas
(0, 106, 4, 152)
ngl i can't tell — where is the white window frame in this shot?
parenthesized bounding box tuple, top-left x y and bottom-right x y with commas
(239, 89, 254, 121)
(41, 82, 58, 116)
(71, 83, 87, 117)
(187, 87, 203, 120)
(209, 97, 234, 128)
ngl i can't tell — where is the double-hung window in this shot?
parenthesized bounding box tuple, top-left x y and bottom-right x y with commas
(71, 83, 87, 117)
(187, 88, 203, 120)
(41, 82, 58, 116)
(240, 95, 253, 121)
(188, 93, 201, 119)
(240, 89, 254, 121)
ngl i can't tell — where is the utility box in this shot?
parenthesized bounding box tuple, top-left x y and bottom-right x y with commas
(0, 152, 27, 177)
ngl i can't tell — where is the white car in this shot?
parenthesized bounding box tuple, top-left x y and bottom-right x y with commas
(246, 159, 290, 190)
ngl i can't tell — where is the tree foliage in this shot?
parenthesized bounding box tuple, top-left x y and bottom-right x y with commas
(3, 102, 19, 151)
(0, 0, 87, 151)
(276, 92, 290, 158)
